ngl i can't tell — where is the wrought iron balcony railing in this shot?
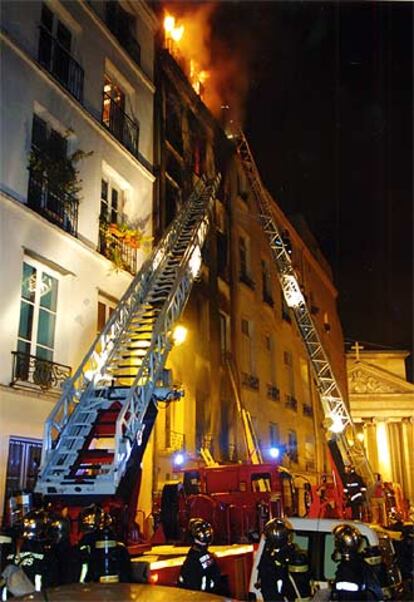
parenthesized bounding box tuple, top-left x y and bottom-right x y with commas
(285, 395, 298, 412)
(241, 372, 260, 390)
(27, 169, 79, 236)
(102, 92, 139, 157)
(167, 430, 185, 451)
(98, 226, 137, 275)
(11, 351, 71, 391)
(38, 25, 84, 102)
(267, 384, 280, 401)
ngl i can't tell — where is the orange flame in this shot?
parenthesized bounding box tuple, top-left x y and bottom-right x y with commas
(164, 14, 184, 43)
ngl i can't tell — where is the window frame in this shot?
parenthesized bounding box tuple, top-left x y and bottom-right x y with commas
(17, 258, 59, 361)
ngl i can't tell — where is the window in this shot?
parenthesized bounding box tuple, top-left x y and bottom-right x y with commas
(287, 430, 298, 463)
(239, 235, 254, 288)
(284, 350, 295, 397)
(37, 4, 83, 100)
(265, 334, 277, 391)
(103, 76, 125, 130)
(261, 260, 273, 306)
(17, 261, 58, 361)
(269, 422, 279, 447)
(5, 437, 42, 500)
(241, 318, 254, 374)
(219, 312, 230, 356)
(31, 114, 67, 158)
(105, 1, 141, 65)
(97, 296, 116, 333)
(100, 178, 122, 225)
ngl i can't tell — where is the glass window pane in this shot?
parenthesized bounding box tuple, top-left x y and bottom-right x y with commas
(25, 443, 42, 491)
(41, 4, 54, 31)
(97, 301, 106, 332)
(40, 273, 58, 310)
(37, 308, 56, 348)
(18, 301, 34, 342)
(17, 339, 31, 355)
(21, 263, 36, 302)
(101, 179, 108, 201)
(36, 346, 53, 361)
(5, 440, 24, 496)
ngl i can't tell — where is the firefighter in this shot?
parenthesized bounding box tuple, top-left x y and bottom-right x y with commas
(78, 504, 131, 584)
(4, 508, 59, 593)
(330, 524, 383, 601)
(257, 517, 311, 601)
(178, 518, 222, 594)
(343, 465, 367, 520)
(48, 514, 78, 585)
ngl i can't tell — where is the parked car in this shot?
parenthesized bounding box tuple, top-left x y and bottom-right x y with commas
(249, 517, 403, 600)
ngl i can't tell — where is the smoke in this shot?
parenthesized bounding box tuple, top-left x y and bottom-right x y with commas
(162, 2, 254, 127)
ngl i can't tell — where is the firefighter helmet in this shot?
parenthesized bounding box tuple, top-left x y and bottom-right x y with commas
(388, 508, 403, 526)
(48, 515, 70, 544)
(22, 509, 51, 541)
(333, 524, 362, 556)
(263, 518, 293, 549)
(79, 504, 107, 533)
(189, 518, 214, 547)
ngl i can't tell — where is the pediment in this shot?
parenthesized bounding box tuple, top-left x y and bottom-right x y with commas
(348, 362, 414, 396)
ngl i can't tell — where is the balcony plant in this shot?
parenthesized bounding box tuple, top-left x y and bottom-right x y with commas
(99, 214, 151, 272)
(28, 133, 92, 202)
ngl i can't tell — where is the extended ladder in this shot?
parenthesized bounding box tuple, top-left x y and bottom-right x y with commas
(36, 176, 220, 497)
(235, 132, 374, 488)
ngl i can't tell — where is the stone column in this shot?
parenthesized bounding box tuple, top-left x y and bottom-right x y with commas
(401, 417, 414, 506)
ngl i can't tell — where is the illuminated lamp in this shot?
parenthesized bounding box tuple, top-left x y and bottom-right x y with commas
(172, 325, 187, 346)
(269, 447, 280, 459)
(173, 452, 185, 467)
(356, 432, 365, 442)
(329, 413, 345, 434)
(281, 275, 305, 308)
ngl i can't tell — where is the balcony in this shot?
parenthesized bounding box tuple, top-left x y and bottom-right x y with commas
(98, 223, 137, 275)
(27, 169, 79, 236)
(102, 92, 139, 157)
(166, 430, 186, 451)
(38, 25, 84, 102)
(285, 395, 298, 412)
(11, 351, 71, 392)
(241, 372, 260, 391)
(267, 385, 280, 401)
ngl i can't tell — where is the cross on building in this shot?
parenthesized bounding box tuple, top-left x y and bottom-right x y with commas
(351, 341, 364, 361)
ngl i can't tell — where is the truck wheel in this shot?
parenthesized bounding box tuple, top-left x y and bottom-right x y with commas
(160, 483, 181, 540)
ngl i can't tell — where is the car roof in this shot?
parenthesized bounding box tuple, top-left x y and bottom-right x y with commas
(21, 583, 233, 601)
(288, 517, 380, 546)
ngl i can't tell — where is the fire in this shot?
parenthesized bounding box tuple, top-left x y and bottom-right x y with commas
(164, 12, 209, 100)
(164, 14, 184, 43)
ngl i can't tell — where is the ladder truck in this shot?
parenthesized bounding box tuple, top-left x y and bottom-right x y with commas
(235, 130, 375, 519)
(34, 175, 220, 541)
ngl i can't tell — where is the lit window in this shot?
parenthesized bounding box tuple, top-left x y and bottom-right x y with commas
(17, 261, 58, 361)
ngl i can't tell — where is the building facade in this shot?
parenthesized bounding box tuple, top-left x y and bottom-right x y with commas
(151, 28, 348, 511)
(347, 346, 414, 509)
(0, 0, 157, 518)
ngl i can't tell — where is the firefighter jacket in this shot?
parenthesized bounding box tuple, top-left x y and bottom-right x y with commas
(178, 546, 222, 594)
(331, 556, 384, 601)
(258, 543, 310, 602)
(6, 540, 59, 591)
(343, 472, 367, 505)
(78, 529, 131, 584)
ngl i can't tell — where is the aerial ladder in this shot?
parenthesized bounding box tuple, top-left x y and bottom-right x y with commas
(35, 176, 220, 533)
(235, 131, 375, 516)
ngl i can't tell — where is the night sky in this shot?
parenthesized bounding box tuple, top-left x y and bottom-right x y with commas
(209, 2, 413, 373)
